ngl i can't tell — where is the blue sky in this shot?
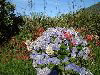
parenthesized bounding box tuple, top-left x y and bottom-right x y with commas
(10, 0, 100, 17)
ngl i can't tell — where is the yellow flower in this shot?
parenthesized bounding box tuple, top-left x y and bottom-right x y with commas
(46, 45, 54, 55)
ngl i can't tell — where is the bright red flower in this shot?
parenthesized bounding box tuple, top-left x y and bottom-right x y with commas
(85, 34, 93, 41)
(64, 32, 73, 40)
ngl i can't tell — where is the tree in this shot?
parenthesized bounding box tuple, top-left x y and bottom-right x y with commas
(0, 0, 24, 44)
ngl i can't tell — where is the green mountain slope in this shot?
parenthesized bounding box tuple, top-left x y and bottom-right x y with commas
(79, 2, 100, 14)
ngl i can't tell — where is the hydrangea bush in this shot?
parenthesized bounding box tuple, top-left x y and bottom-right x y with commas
(27, 27, 93, 75)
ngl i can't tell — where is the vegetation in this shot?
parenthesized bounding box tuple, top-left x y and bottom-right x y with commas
(0, 0, 24, 44)
(0, 0, 100, 75)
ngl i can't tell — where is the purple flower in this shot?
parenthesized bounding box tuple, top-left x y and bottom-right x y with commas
(79, 67, 93, 75)
(29, 27, 93, 75)
(47, 57, 60, 65)
(65, 63, 93, 75)
(37, 60, 44, 64)
(62, 57, 69, 62)
(65, 63, 81, 73)
(55, 37, 62, 44)
(50, 43, 60, 50)
(71, 53, 76, 57)
(72, 47, 77, 53)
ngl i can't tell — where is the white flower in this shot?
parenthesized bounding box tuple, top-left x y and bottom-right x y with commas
(32, 60, 37, 68)
(46, 45, 54, 55)
(36, 67, 51, 75)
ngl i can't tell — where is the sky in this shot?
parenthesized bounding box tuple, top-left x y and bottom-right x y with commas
(9, 0, 100, 17)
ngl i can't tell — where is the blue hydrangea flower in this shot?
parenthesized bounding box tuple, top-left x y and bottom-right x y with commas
(65, 63, 93, 75)
(62, 57, 69, 62)
(36, 67, 51, 75)
(47, 57, 60, 65)
(65, 63, 82, 73)
(29, 27, 92, 75)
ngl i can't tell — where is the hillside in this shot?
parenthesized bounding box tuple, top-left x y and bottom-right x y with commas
(79, 2, 100, 14)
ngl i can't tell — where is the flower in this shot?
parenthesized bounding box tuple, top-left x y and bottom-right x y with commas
(36, 67, 51, 75)
(32, 60, 37, 67)
(82, 40, 88, 46)
(46, 45, 54, 55)
(64, 32, 73, 40)
(65, 63, 93, 75)
(80, 67, 93, 75)
(85, 34, 93, 41)
(28, 27, 93, 75)
(71, 39, 77, 46)
(47, 57, 60, 65)
(62, 57, 69, 62)
(96, 41, 100, 46)
(71, 53, 76, 58)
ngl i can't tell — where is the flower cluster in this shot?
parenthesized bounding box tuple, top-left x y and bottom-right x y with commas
(27, 27, 93, 75)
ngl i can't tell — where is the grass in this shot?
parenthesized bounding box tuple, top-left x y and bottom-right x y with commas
(0, 59, 36, 75)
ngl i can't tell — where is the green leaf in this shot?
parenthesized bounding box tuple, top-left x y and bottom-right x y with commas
(69, 57, 76, 63)
(76, 45, 83, 51)
(60, 43, 67, 50)
(51, 36, 56, 43)
(47, 64, 55, 69)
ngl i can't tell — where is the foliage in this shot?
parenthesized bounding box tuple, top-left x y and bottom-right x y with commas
(0, 0, 24, 44)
